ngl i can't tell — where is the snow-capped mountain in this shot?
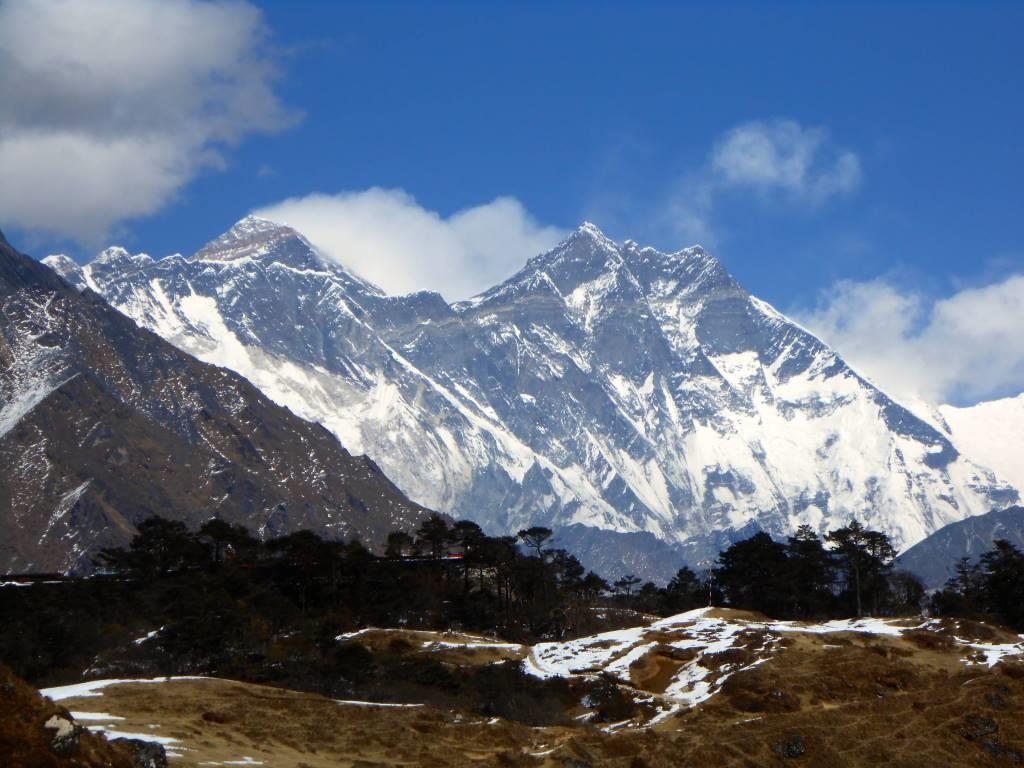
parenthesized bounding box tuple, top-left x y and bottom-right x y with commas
(0, 229, 430, 573)
(45, 216, 1019, 577)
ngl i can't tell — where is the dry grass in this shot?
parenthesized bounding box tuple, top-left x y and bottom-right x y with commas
(35, 610, 1024, 767)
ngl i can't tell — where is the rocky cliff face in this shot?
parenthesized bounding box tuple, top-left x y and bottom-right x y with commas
(0, 230, 430, 573)
(44, 217, 1018, 577)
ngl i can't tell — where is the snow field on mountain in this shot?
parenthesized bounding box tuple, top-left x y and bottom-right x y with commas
(941, 394, 1024, 494)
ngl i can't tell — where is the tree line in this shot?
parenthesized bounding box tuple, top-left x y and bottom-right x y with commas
(4, 512, 1024, 697)
(930, 539, 1024, 631)
(711, 522, 924, 619)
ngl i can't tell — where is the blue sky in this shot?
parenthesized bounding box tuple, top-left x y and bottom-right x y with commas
(1, 0, 1022, 404)
(147, 2, 1024, 304)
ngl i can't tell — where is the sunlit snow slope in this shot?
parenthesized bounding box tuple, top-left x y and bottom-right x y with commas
(939, 394, 1024, 495)
(45, 217, 1019, 576)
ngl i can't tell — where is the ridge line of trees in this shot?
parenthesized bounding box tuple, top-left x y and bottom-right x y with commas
(712, 522, 920, 620)
(4, 512, 1024, 692)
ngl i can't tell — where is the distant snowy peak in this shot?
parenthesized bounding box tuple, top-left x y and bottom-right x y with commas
(41, 254, 86, 291)
(940, 393, 1024, 494)
(93, 245, 151, 267)
(481, 221, 734, 305)
(191, 215, 388, 299)
(42, 248, 159, 296)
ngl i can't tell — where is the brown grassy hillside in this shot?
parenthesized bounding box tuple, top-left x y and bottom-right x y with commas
(34, 610, 1024, 767)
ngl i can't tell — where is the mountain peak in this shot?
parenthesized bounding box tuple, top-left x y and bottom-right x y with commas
(192, 214, 309, 263)
(41, 253, 76, 269)
(570, 220, 617, 248)
(229, 214, 290, 238)
(42, 254, 88, 291)
(89, 247, 154, 272)
(93, 246, 132, 263)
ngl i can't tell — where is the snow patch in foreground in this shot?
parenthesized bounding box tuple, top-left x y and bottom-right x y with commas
(85, 725, 179, 746)
(524, 607, 1024, 721)
(69, 711, 125, 721)
(41, 676, 208, 701)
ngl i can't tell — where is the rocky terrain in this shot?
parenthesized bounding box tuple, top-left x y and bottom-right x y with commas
(49, 216, 1019, 580)
(35, 608, 1024, 767)
(0, 662, 153, 768)
(0, 230, 431, 573)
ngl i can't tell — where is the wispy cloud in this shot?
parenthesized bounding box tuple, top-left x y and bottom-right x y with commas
(255, 189, 566, 301)
(668, 119, 862, 245)
(711, 120, 862, 202)
(794, 273, 1024, 405)
(0, 0, 297, 244)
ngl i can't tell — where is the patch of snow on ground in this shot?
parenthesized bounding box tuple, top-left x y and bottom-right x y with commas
(766, 617, 910, 636)
(133, 628, 163, 646)
(957, 637, 1024, 667)
(41, 677, 207, 701)
(85, 725, 179, 745)
(425, 640, 523, 651)
(524, 607, 1024, 720)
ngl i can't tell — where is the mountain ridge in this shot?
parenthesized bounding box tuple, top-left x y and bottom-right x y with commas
(1, 230, 433, 573)
(896, 505, 1024, 588)
(42, 218, 1019, 578)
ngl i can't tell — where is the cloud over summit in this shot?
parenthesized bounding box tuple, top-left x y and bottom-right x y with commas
(711, 120, 862, 203)
(255, 189, 566, 301)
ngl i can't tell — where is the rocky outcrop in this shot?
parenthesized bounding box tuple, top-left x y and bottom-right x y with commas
(0, 662, 138, 767)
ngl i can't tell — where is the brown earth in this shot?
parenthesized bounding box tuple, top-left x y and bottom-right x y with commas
(339, 628, 528, 667)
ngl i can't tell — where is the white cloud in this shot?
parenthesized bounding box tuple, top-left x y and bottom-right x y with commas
(0, 0, 295, 243)
(795, 274, 1024, 405)
(669, 119, 862, 244)
(711, 120, 861, 202)
(254, 189, 566, 301)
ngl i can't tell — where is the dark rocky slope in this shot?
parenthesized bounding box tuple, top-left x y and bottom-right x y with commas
(897, 505, 1024, 588)
(0, 231, 431, 573)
